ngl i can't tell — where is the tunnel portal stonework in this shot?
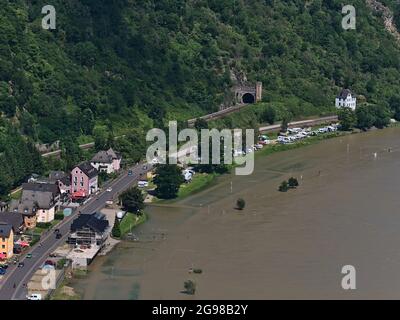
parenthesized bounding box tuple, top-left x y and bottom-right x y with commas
(232, 81, 262, 105)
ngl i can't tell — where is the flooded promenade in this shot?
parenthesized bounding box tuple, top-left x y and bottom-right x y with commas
(72, 127, 400, 299)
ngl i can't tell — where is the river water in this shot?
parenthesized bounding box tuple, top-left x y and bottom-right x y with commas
(71, 128, 400, 299)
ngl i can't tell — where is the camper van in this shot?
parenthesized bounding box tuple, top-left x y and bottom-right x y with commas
(138, 181, 149, 188)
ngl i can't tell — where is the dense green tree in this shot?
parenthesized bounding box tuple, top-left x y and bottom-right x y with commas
(356, 106, 375, 130)
(112, 218, 121, 238)
(119, 187, 145, 214)
(262, 107, 277, 125)
(153, 164, 184, 199)
(338, 107, 357, 131)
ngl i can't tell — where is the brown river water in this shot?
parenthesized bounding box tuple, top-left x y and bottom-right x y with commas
(71, 127, 400, 299)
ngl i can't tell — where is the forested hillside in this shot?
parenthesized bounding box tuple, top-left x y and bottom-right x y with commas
(2, 0, 400, 195)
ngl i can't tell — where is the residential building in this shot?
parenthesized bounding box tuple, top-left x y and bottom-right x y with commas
(49, 171, 71, 195)
(68, 212, 110, 246)
(71, 162, 98, 197)
(10, 199, 37, 229)
(91, 148, 122, 174)
(0, 212, 24, 234)
(335, 89, 357, 110)
(21, 183, 60, 223)
(0, 224, 14, 259)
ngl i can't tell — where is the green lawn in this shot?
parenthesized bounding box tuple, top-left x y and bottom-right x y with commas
(177, 173, 216, 199)
(33, 220, 60, 235)
(119, 212, 147, 238)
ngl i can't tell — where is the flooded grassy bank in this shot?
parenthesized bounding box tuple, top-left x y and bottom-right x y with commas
(70, 127, 400, 299)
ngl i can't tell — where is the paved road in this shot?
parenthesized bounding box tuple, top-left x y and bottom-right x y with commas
(0, 162, 151, 300)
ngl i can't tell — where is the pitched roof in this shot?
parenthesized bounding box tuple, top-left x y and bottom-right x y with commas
(10, 199, 37, 216)
(22, 183, 59, 195)
(0, 224, 12, 238)
(60, 175, 71, 186)
(91, 151, 113, 164)
(49, 171, 67, 182)
(337, 89, 353, 99)
(21, 183, 59, 210)
(75, 162, 98, 179)
(0, 212, 23, 232)
(91, 148, 121, 164)
(70, 212, 109, 234)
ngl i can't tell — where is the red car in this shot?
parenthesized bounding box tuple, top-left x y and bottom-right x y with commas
(44, 260, 55, 266)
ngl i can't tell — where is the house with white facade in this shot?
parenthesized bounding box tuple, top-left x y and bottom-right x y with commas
(335, 89, 357, 110)
(20, 183, 60, 223)
(91, 148, 122, 174)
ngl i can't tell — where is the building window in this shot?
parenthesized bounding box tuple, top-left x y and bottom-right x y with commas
(1, 245, 4, 249)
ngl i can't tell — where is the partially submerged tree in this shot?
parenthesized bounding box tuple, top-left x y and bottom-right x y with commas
(236, 198, 246, 210)
(288, 177, 299, 188)
(184, 280, 196, 295)
(279, 181, 289, 192)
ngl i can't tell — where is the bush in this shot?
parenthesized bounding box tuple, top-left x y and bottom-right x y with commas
(55, 212, 64, 220)
(36, 222, 52, 229)
(236, 198, 246, 210)
(279, 181, 289, 192)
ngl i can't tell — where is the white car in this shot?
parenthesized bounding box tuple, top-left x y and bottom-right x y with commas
(138, 181, 149, 188)
(255, 144, 263, 150)
(27, 293, 42, 300)
(106, 188, 113, 192)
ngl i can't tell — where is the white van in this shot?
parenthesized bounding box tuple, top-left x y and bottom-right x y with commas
(27, 293, 42, 300)
(138, 181, 149, 188)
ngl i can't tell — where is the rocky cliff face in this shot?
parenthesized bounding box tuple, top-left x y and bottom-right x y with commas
(366, 0, 400, 41)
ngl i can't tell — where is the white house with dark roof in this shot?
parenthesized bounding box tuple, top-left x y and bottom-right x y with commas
(335, 89, 357, 110)
(21, 183, 60, 223)
(91, 148, 122, 174)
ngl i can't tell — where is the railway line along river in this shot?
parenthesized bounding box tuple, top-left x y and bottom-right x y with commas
(70, 127, 400, 299)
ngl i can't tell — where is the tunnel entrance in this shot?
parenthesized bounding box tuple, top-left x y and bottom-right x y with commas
(242, 93, 255, 104)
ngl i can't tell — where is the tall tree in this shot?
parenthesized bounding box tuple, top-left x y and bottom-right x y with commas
(119, 187, 145, 214)
(153, 165, 184, 199)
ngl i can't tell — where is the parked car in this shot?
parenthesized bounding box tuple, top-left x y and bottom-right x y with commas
(44, 260, 55, 266)
(26, 253, 32, 258)
(106, 187, 113, 192)
(18, 262, 24, 268)
(0, 268, 6, 275)
(0, 264, 9, 269)
(128, 170, 133, 176)
(56, 233, 62, 239)
(138, 181, 149, 188)
(27, 294, 42, 301)
(255, 144, 263, 150)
